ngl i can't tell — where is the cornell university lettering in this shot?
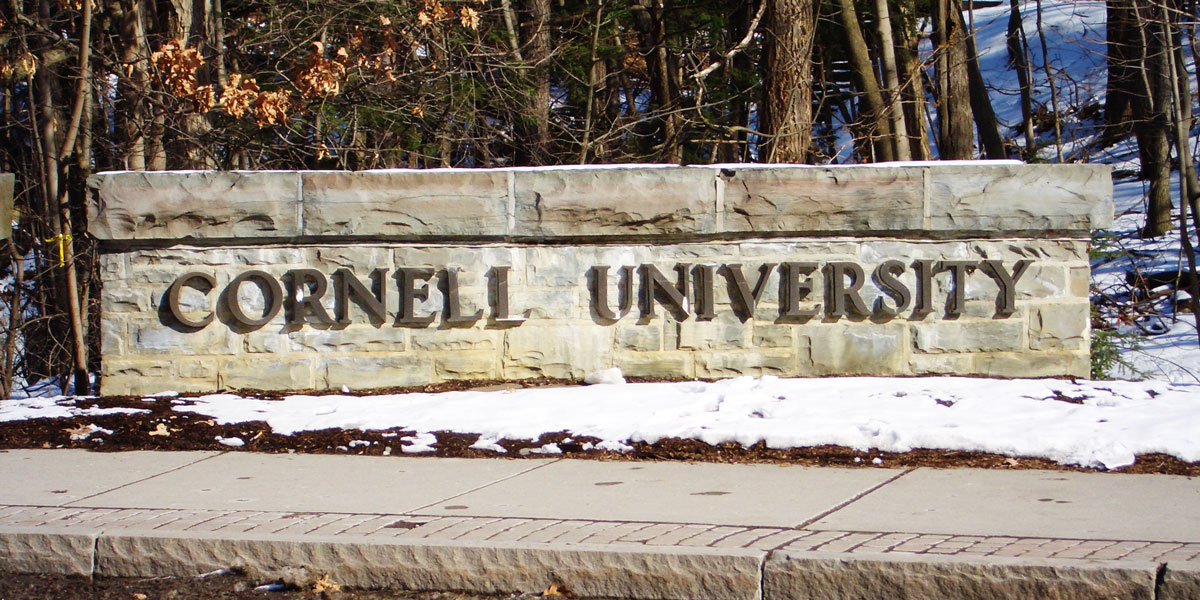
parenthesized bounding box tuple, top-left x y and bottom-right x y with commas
(163, 259, 1032, 331)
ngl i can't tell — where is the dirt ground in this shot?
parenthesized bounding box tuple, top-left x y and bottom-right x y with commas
(3, 379, 1198, 475)
(0, 572, 566, 600)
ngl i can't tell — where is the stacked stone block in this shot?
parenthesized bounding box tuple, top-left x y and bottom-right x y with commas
(89, 164, 1111, 395)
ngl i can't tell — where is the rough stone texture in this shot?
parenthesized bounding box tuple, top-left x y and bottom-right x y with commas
(88, 171, 302, 240)
(88, 165, 1112, 242)
(90, 166, 1107, 394)
(721, 167, 924, 233)
(512, 167, 717, 238)
(96, 533, 765, 600)
(98, 238, 1092, 394)
(302, 171, 509, 238)
(0, 527, 96, 576)
(1162, 562, 1200, 600)
(926, 164, 1113, 233)
(763, 551, 1157, 600)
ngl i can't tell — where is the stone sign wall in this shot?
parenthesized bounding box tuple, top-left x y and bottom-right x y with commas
(89, 164, 1112, 395)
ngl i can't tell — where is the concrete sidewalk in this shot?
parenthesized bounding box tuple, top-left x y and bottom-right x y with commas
(0, 450, 1198, 599)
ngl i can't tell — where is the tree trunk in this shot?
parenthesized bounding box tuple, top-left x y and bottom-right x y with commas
(519, 0, 552, 164)
(1034, 0, 1063, 161)
(1133, 0, 1174, 237)
(1104, 0, 1138, 147)
(761, 0, 815, 163)
(894, 3, 931, 160)
(931, 0, 974, 159)
(1009, 0, 1038, 157)
(874, 0, 910, 161)
(834, 0, 893, 162)
(960, 4, 1005, 159)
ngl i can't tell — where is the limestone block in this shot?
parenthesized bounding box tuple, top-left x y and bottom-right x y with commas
(0, 527, 96, 576)
(510, 287, 583, 320)
(100, 253, 127, 280)
(89, 171, 302, 240)
(926, 164, 1113, 234)
(695, 351, 795, 378)
(102, 286, 150, 313)
(1161, 562, 1200, 600)
(513, 167, 717, 237)
(1070, 266, 1091, 297)
(911, 319, 1025, 354)
(96, 534, 765, 600)
(753, 324, 794, 348)
(504, 325, 612, 379)
(302, 170, 508, 238)
(967, 240, 1089, 262)
(805, 324, 907, 376)
(741, 241, 860, 259)
(908, 352, 973, 375)
(1017, 264, 1070, 299)
(290, 326, 406, 353)
(722, 166, 924, 233)
(616, 323, 663, 352)
(615, 352, 693, 379)
(313, 246, 392, 270)
(102, 359, 209, 396)
(174, 358, 218, 379)
(221, 358, 316, 391)
(676, 312, 747, 350)
(322, 355, 431, 390)
(101, 320, 125, 356)
(131, 321, 238, 355)
(436, 352, 500, 379)
(1030, 303, 1089, 351)
(411, 327, 499, 351)
(763, 551, 1156, 600)
(975, 351, 1090, 378)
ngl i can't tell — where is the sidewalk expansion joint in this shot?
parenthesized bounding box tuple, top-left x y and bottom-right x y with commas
(405, 457, 562, 514)
(791, 467, 915, 533)
(63, 452, 227, 508)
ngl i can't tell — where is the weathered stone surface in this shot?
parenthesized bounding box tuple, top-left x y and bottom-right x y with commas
(975, 351, 1090, 379)
(615, 352, 693, 378)
(0, 527, 96, 576)
(926, 164, 1113, 234)
(1161, 562, 1200, 600)
(89, 171, 302, 240)
(221, 358, 315, 391)
(763, 551, 1156, 600)
(97, 534, 765, 600)
(912, 320, 1025, 354)
(91, 163, 1106, 394)
(1030, 303, 1089, 351)
(302, 171, 508, 238)
(695, 351, 794, 378)
(436, 352, 500, 379)
(806, 324, 906, 376)
(722, 166, 923, 233)
(322, 356, 431, 390)
(513, 167, 717, 238)
(504, 326, 612, 379)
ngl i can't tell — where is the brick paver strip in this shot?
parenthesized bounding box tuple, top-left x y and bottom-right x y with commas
(1, 503, 1197, 571)
(518, 519, 590, 544)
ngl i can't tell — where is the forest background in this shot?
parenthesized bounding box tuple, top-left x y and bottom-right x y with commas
(0, 0, 1194, 395)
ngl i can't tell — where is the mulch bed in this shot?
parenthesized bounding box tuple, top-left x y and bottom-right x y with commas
(3, 378, 1198, 476)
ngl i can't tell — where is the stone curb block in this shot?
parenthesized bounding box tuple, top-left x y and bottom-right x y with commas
(0, 526, 97, 576)
(1162, 561, 1200, 600)
(763, 550, 1158, 600)
(96, 532, 766, 600)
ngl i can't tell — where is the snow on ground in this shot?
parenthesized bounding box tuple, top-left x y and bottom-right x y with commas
(162, 374, 1198, 471)
(0, 397, 149, 422)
